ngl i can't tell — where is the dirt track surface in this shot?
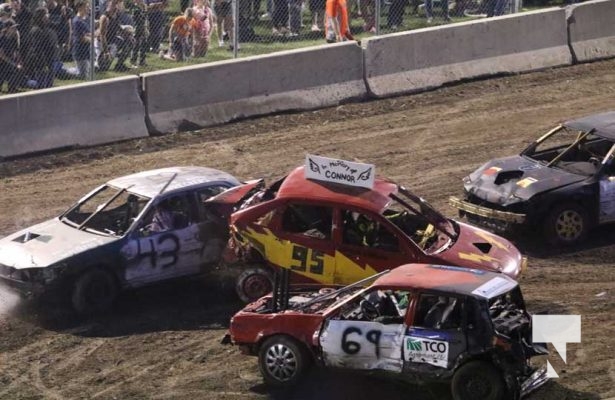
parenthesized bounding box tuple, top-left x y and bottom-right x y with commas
(2, 59, 615, 400)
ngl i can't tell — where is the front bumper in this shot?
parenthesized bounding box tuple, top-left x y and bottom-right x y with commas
(520, 364, 548, 398)
(449, 196, 527, 224)
(0, 275, 46, 298)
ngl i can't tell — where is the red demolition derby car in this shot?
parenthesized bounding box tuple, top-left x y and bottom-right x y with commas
(224, 263, 548, 400)
(226, 155, 527, 302)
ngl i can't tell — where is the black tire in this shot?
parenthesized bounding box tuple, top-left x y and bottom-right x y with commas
(258, 335, 309, 387)
(451, 361, 505, 400)
(71, 269, 118, 315)
(543, 202, 589, 246)
(235, 266, 273, 303)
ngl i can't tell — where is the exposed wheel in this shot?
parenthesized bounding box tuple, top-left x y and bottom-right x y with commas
(543, 203, 589, 246)
(235, 266, 273, 303)
(258, 335, 309, 387)
(451, 361, 505, 400)
(71, 269, 118, 315)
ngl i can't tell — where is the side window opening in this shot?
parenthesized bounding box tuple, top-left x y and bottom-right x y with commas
(414, 294, 462, 330)
(197, 185, 231, 203)
(342, 210, 399, 251)
(281, 204, 332, 240)
(63, 186, 149, 236)
(140, 195, 192, 235)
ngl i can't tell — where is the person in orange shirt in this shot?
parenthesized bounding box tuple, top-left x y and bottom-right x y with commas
(161, 8, 194, 61)
(325, 0, 354, 43)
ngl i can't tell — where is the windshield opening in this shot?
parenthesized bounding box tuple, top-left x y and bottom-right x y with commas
(488, 286, 524, 319)
(524, 126, 615, 176)
(487, 287, 529, 335)
(387, 188, 457, 254)
(62, 185, 150, 236)
(288, 270, 390, 314)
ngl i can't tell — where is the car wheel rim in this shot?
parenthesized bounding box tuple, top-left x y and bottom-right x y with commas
(264, 343, 297, 382)
(243, 273, 271, 300)
(555, 210, 583, 241)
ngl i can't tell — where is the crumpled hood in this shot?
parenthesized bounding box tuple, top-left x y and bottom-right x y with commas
(464, 156, 586, 205)
(0, 218, 117, 269)
(438, 221, 523, 279)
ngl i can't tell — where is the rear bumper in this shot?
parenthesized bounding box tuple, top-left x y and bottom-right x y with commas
(449, 196, 526, 224)
(520, 365, 548, 398)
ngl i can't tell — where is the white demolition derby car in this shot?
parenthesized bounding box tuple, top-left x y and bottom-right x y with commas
(0, 166, 249, 314)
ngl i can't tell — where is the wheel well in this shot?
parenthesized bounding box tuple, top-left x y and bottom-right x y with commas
(249, 247, 266, 263)
(452, 358, 511, 398)
(457, 353, 523, 391)
(71, 265, 121, 289)
(536, 196, 595, 227)
(454, 354, 494, 371)
(257, 333, 313, 360)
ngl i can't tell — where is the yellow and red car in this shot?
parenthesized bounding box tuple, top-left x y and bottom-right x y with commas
(227, 159, 526, 302)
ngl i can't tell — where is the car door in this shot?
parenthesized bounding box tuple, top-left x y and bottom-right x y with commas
(121, 192, 207, 286)
(598, 162, 615, 224)
(269, 202, 337, 284)
(319, 289, 408, 373)
(335, 208, 410, 285)
(402, 292, 468, 373)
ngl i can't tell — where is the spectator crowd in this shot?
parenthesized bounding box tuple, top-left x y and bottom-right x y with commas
(0, 0, 218, 92)
(0, 0, 517, 93)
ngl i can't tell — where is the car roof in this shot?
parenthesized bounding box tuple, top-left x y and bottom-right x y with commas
(372, 264, 518, 299)
(276, 166, 398, 213)
(107, 166, 240, 198)
(564, 111, 615, 140)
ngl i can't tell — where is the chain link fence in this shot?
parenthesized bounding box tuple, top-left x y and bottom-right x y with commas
(0, 0, 573, 95)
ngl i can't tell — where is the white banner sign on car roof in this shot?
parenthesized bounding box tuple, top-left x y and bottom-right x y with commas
(305, 154, 375, 189)
(471, 277, 517, 299)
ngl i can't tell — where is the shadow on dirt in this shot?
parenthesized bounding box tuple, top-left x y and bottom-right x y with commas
(526, 380, 601, 400)
(250, 368, 446, 400)
(508, 223, 615, 260)
(9, 274, 244, 338)
(249, 369, 600, 400)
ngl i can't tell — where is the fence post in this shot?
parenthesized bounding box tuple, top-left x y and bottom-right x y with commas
(89, 0, 96, 80)
(375, 0, 381, 36)
(232, 0, 239, 58)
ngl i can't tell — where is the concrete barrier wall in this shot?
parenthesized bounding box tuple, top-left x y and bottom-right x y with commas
(142, 42, 366, 133)
(363, 8, 572, 97)
(569, 0, 615, 62)
(0, 76, 148, 158)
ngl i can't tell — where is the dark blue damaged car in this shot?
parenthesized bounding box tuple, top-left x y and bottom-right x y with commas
(450, 111, 615, 245)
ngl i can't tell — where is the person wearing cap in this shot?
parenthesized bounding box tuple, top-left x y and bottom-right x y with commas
(0, 18, 25, 92)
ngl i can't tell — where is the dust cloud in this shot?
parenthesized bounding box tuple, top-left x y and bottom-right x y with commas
(0, 285, 21, 316)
